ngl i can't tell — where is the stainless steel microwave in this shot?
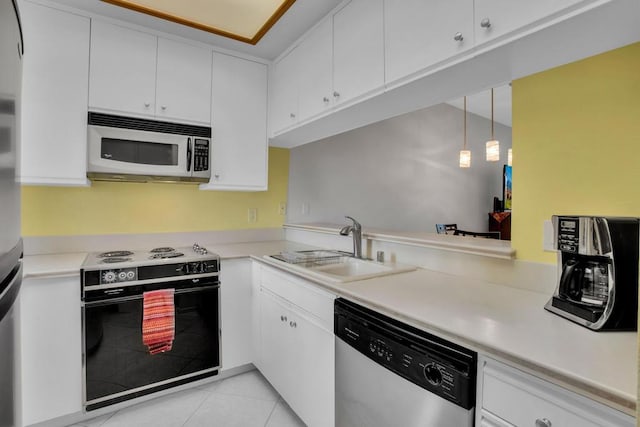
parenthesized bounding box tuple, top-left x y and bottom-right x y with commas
(87, 112, 211, 183)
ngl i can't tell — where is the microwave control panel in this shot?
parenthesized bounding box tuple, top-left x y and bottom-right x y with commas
(193, 139, 210, 172)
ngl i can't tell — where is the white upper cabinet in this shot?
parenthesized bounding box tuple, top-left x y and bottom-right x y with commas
(270, 46, 300, 133)
(384, 0, 474, 84)
(474, 0, 585, 46)
(20, 1, 90, 186)
(297, 18, 333, 121)
(333, 0, 385, 105)
(89, 21, 157, 118)
(155, 38, 212, 124)
(89, 21, 212, 125)
(202, 52, 268, 191)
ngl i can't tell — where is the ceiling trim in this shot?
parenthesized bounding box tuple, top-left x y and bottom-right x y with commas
(100, 0, 297, 45)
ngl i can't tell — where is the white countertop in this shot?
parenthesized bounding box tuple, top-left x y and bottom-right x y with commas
(21, 240, 314, 279)
(255, 255, 637, 416)
(284, 222, 516, 259)
(22, 241, 637, 416)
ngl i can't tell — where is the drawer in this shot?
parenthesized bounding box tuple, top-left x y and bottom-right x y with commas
(480, 358, 634, 427)
(260, 265, 335, 331)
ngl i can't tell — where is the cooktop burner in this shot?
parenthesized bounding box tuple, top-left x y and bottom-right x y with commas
(150, 247, 175, 253)
(101, 257, 132, 264)
(149, 252, 184, 259)
(98, 251, 134, 258)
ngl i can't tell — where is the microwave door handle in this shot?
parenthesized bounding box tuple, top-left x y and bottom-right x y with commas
(187, 138, 192, 172)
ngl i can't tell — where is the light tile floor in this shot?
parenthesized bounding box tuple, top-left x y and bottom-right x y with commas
(70, 371, 306, 427)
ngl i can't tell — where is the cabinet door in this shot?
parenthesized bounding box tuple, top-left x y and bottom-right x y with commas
(289, 310, 335, 427)
(384, 0, 474, 84)
(20, 277, 82, 425)
(333, 0, 384, 104)
(297, 18, 333, 121)
(203, 53, 267, 191)
(259, 289, 294, 398)
(270, 47, 300, 133)
(89, 20, 157, 117)
(19, 1, 90, 186)
(220, 259, 253, 371)
(156, 38, 212, 124)
(474, 0, 585, 46)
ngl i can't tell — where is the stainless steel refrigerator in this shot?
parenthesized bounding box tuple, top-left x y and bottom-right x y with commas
(0, 1, 24, 426)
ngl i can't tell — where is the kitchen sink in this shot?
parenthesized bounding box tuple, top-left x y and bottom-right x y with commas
(267, 251, 417, 283)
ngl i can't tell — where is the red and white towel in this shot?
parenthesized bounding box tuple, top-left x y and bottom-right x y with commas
(142, 289, 175, 355)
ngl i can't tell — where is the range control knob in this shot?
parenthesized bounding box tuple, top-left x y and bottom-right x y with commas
(424, 363, 442, 386)
(102, 271, 116, 283)
(118, 271, 127, 280)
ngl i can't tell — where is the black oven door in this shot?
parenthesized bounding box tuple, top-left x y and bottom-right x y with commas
(83, 284, 220, 410)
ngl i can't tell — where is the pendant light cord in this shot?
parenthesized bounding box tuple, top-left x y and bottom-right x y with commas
(491, 88, 495, 140)
(463, 96, 467, 150)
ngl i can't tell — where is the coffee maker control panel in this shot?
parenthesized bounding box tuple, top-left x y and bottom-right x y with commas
(558, 218, 579, 253)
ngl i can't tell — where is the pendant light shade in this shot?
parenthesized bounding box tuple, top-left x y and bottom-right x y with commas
(485, 88, 500, 162)
(459, 96, 471, 168)
(486, 140, 500, 161)
(507, 148, 513, 166)
(459, 150, 471, 168)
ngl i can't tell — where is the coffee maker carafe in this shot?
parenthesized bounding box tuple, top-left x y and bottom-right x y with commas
(544, 216, 639, 331)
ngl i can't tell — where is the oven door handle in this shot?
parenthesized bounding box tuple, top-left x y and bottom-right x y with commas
(83, 284, 220, 307)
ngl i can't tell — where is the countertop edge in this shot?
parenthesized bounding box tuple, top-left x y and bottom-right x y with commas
(283, 223, 516, 260)
(250, 255, 636, 416)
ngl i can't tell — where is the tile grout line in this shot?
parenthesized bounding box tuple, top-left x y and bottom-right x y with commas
(177, 388, 213, 427)
(263, 398, 281, 427)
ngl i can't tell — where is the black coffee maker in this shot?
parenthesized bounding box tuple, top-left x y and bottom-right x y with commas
(544, 216, 639, 331)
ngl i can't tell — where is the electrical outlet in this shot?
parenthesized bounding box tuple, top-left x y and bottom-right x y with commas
(248, 208, 257, 223)
(278, 202, 287, 216)
(543, 220, 555, 251)
(302, 202, 310, 215)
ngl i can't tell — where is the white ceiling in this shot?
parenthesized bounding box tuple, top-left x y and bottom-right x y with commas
(447, 84, 512, 128)
(48, 0, 343, 59)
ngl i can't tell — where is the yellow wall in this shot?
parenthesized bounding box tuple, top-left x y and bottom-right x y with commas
(511, 42, 640, 264)
(21, 147, 289, 236)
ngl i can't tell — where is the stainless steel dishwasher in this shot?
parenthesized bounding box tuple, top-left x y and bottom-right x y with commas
(335, 298, 476, 427)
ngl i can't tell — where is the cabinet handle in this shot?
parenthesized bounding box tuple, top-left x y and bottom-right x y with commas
(214, 174, 220, 180)
(161, 105, 167, 111)
(323, 97, 330, 103)
(453, 32, 464, 42)
(144, 102, 150, 108)
(290, 113, 296, 119)
(289, 321, 297, 328)
(480, 18, 491, 28)
(280, 315, 287, 322)
(333, 91, 340, 98)
(535, 419, 552, 427)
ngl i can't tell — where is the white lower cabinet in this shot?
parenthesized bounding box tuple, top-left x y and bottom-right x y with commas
(255, 265, 335, 427)
(477, 356, 635, 427)
(220, 259, 253, 371)
(20, 276, 82, 425)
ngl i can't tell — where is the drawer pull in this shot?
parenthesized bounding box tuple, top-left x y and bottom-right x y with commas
(535, 418, 552, 427)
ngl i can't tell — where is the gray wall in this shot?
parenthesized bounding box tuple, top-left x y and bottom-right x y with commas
(287, 103, 512, 233)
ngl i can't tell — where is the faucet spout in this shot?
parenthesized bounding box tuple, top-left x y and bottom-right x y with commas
(340, 216, 363, 259)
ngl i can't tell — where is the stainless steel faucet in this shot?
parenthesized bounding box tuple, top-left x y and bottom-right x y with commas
(340, 216, 363, 259)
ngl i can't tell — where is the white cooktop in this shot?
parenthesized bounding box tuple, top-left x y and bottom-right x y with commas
(81, 244, 218, 270)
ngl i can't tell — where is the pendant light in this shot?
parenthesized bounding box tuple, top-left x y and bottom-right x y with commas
(485, 88, 500, 162)
(459, 96, 471, 168)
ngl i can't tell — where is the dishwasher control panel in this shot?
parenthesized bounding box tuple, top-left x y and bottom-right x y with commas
(335, 298, 476, 410)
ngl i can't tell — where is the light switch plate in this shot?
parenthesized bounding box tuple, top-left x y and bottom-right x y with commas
(278, 202, 287, 216)
(248, 208, 257, 223)
(543, 220, 555, 251)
